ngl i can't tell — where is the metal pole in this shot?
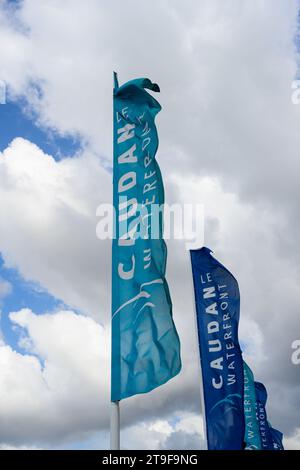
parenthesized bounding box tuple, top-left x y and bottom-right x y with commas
(111, 72, 120, 452)
(110, 401, 120, 450)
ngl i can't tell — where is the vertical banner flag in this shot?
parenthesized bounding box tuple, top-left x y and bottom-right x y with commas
(111, 75, 181, 401)
(243, 361, 262, 450)
(269, 426, 284, 450)
(190, 247, 245, 450)
(255, 382, 284, 450)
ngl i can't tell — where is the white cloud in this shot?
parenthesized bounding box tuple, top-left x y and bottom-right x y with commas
(0, 305, 204, 449)
(284, 428, 300, 450)
(0, 308, 109, 445)
(239, 317, 265, 368)
(0, 137, 111, 319)
(174, 413, 204, 436)
(122, 412, 204, 450)
(0, 444, 41, 450)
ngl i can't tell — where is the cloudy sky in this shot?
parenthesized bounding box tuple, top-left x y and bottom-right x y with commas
(0, 0, 300, 450)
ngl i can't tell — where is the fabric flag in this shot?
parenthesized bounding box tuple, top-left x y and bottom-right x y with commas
(243, 362, 262, 450)
(111, 74, 181, 401)
(190, 247, 245, 450)
(255, 381, 284, 450)
(269, 426, 284, 450)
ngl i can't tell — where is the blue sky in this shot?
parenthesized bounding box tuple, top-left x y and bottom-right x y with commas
(0, 98, 81, 157)
(0, 98, 81, 354)
(0, 254, 61, 352)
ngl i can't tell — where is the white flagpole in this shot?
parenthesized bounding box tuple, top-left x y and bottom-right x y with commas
(110, 401, 120, 450)
(188, 252, 208, 450)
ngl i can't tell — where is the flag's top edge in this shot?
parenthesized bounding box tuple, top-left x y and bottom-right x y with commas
(114, 77, 160, 94)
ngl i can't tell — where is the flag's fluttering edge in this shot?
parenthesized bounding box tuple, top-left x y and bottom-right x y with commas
(190, 247, 245, 450)
(243, 362, 284, 451)
(255, 381, 284, 450)
(111, 75, 181, 401)
(269, 426, 284, 451)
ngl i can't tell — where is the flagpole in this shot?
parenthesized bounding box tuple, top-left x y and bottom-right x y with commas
(111, 71, 120, 451)
(110, 401, 120, 450)
(188, 251, 208, 450)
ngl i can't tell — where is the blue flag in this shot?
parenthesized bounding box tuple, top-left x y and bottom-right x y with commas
(269, 426, 284, 450)
(111, 75, 181, 401)
(190, 247, 244, 450)
(243, 362, 262, 450)
(255, 382, 284, 450)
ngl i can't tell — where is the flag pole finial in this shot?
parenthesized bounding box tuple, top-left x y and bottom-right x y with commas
(113, 71, 119, 90)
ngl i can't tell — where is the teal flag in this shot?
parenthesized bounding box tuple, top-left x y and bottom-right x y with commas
(243, 362, 262, 450)
(111, 75, 181, 401)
